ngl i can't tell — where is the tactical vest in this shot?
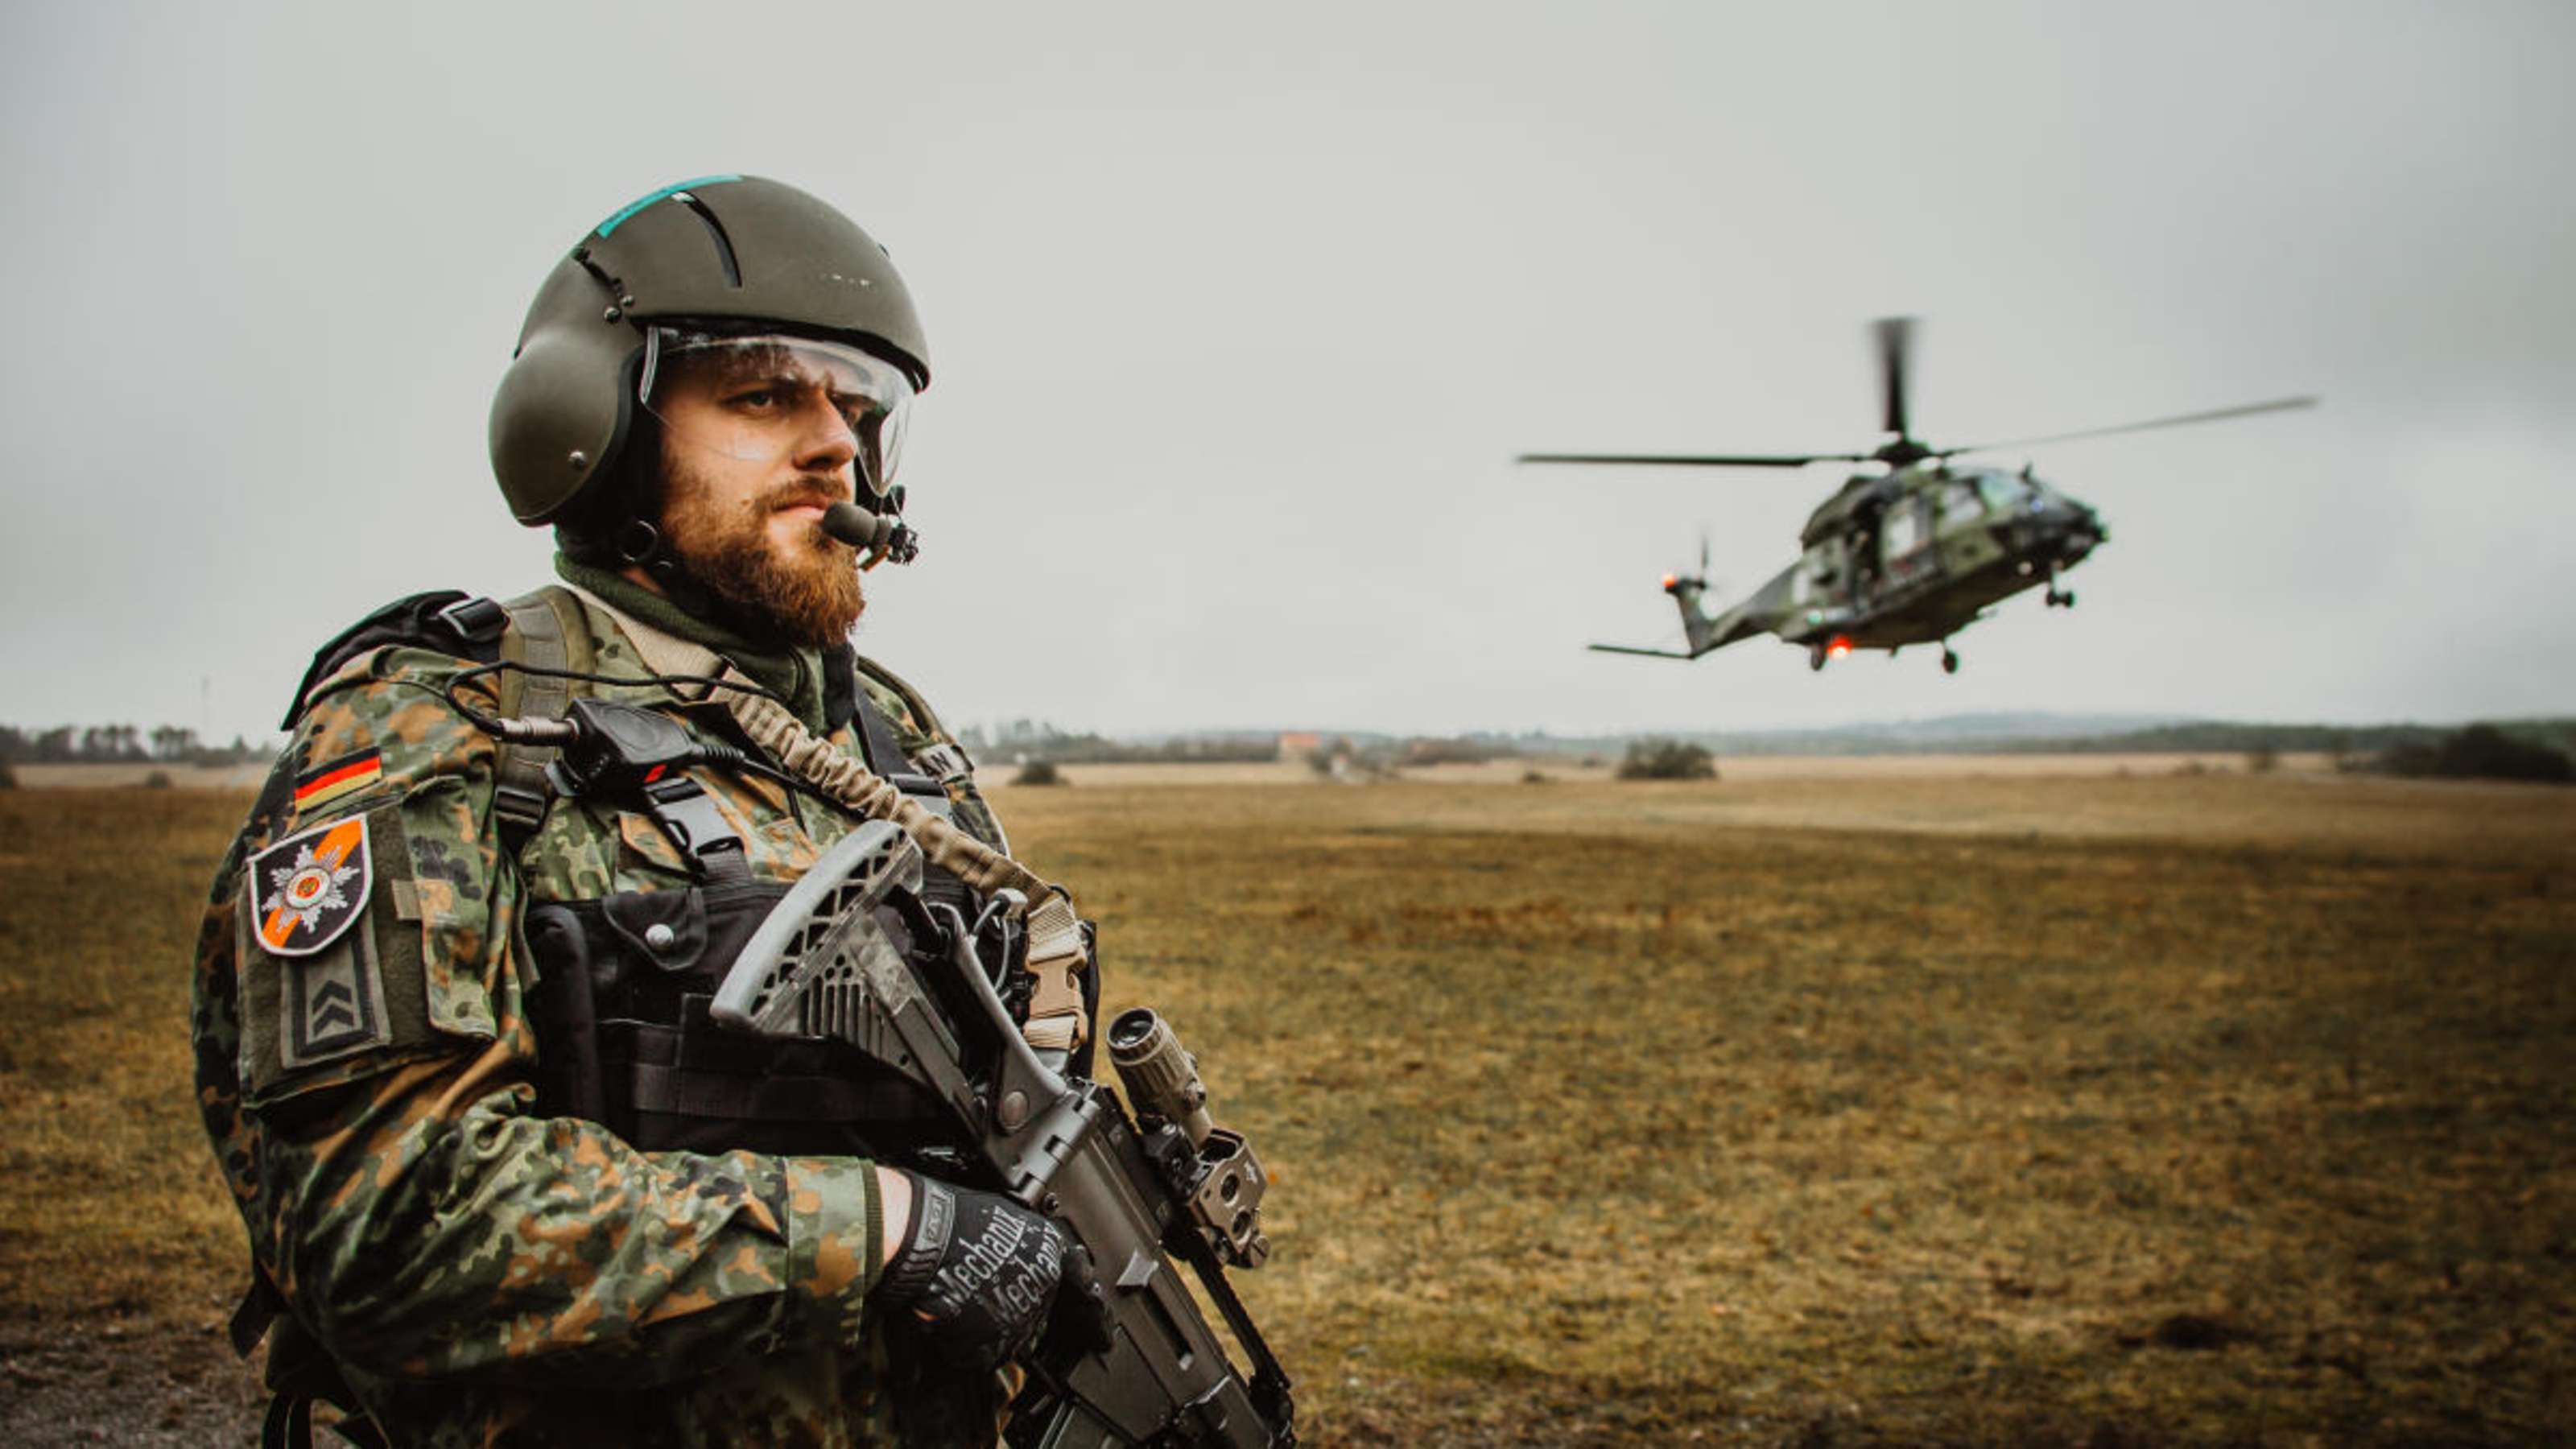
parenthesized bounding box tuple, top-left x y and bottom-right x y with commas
(283, 588, 985, 1158)
(506, 588, 988, 1158)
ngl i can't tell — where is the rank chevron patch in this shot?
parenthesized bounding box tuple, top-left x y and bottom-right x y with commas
(282, 929, 389, 1066)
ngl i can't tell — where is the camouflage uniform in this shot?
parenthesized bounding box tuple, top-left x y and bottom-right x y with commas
(192, 587, 1008, 1446)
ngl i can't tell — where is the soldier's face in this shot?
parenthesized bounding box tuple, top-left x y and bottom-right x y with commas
(651, 355, 868, 645)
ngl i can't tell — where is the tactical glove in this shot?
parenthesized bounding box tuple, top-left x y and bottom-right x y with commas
(877, 1173, 1073, 1371)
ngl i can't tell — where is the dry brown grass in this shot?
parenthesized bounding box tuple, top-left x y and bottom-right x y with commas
(995, 751, 2337, 791)
(1001, 774, 2576, 1444)
(2, 773, 2570, 1444)
(0, 792, 255, 1325)
(0, 791, 272, 1442)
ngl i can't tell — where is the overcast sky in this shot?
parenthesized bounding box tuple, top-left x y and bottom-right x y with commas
(4, 1, 2569, 742)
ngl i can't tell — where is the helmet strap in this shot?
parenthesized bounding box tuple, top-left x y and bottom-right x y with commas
(609, 513, 737, 625)
(615, 518, 665, 567)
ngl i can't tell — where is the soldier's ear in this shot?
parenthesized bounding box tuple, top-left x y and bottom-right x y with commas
(554, 417, 673, 564)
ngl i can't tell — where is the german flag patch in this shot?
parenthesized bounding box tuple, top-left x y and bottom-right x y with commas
(292, 749, 383, 813)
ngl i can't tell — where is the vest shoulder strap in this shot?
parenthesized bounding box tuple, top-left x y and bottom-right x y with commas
(850, 652, 977, 789)
(848, 653, 947, 741)
(490, 585, 590, 853)
(850, 683, 941, 795)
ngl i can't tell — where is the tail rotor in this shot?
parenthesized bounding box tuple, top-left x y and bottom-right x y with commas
(1663, 528, 1715, 597)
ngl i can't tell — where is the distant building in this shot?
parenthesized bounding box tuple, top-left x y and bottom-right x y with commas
(1277, 731, 1323, 757)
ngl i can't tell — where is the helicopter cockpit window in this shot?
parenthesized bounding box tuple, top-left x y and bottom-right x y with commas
(1940, 480, 1982, 521)
(1883, 499, 1926, 559)
(1977, 471, 2031, 510)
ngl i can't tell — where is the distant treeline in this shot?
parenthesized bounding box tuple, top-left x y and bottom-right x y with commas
(1, 724, 268, 766)
(1992, 718, 2576, 759)
(1488, 717, 2576, 762)
(1299, 735, 1519, 778)
(970, 727, 1282, 766)
(2371, 724, 2572, 784)
(1041, 737, 1283, 765)
(1904, 720, 2572, 784)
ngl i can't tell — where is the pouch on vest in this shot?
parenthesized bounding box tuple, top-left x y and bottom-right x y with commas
(523, 881, 955, 1160)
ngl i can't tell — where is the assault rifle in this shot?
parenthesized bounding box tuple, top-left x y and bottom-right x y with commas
(712, 821, 1295, 1447)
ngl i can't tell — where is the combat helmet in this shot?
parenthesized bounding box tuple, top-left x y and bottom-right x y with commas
(489, 175, 931, 534)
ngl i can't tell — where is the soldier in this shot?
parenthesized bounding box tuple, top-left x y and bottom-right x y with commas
(191, 176, 1091, 1446)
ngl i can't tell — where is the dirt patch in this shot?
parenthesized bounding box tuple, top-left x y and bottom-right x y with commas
(0, 1313, 264, 1447)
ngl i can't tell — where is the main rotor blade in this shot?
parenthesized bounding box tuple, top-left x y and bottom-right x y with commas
(1876, 316, 1915, 440)
(1517, 452, 1862, 468)
(1938, 395, 2318, 456)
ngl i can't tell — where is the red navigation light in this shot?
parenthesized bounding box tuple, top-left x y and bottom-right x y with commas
(1827, 635, 1852, 658)
(1661, 572, 1678, 589)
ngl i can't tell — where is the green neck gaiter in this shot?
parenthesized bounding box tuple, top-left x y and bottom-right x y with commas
(554, 555, 828, 731)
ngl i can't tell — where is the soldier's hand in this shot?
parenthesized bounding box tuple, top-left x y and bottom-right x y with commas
(874, 1172, 1071, 1371)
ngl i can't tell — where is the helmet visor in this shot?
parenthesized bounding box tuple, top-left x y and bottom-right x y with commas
(639, 328, 914, 500)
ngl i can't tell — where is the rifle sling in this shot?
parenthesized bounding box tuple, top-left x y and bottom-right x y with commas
(556, 584, 1092, 1052)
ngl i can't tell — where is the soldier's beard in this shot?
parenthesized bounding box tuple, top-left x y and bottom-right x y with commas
(658, 458, 866, 648)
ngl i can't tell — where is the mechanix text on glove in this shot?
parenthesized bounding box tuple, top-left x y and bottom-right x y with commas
(878, 1173, 1071, 1371)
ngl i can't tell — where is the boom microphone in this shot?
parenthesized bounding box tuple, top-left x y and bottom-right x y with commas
(820, 500, 922, 566)
(821, 501, 894, 549)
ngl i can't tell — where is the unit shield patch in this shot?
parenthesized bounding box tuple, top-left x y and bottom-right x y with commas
(246, 814, 396, 1067)
(250, 815, 373, 958)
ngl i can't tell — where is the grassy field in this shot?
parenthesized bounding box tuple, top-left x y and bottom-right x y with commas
(1, 767, 2570, 1444)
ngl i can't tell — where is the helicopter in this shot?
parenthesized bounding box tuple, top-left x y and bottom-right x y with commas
(1519, 319, 2314, 673)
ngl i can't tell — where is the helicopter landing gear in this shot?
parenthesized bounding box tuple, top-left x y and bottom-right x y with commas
(2042, 567, 2075, 609)
(1809, 644, 1827, 671)
(1941, 646, 1960, 675)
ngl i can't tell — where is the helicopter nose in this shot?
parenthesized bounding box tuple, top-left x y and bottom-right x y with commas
(2037, 492, 2095, 530)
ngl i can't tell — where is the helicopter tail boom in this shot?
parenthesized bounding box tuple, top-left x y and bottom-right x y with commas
(1587, 573, 1767, 662)
(1587, 642, 1707, 660)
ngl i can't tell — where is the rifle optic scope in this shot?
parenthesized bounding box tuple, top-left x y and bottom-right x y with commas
(1108, 1006, 1272, 1269)
(1108, 1008, 1213, 1146)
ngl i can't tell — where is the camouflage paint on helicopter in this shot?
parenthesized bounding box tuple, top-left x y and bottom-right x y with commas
(1661, 460, 2103, 674)
(1522, 317, 2311, 675)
